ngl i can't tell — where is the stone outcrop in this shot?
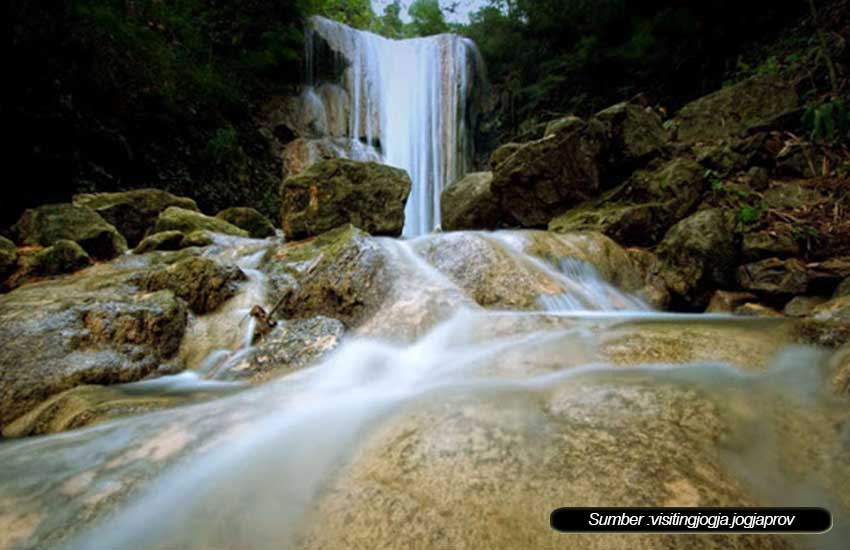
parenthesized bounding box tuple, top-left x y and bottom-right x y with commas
(261, 224, 389, 327)
(440, 172, 505, 231)
(491, 119, 606, 227)
(0, 272, 187, 430)
(141, 256, 246, 314)
(0, 236, 19, 281)
(280, 159, 411, 240)
(215, 207, 276, 239)
(594, 101, 667, 172)
(673, 73, 799, 143)
(32, 240, 92, 275)
(657, 208, 739, 308)
(549, 158, 706, 246)
(154, 206, 249, 238)
(218, 316, 346, 383)
(737, 257, 808, 295)
(73, 189, 199, 246)
(12, 203, 128, 260)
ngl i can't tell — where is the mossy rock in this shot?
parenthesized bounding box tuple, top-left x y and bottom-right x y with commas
(260, 224, 389, 327)
(657, 208, 739, 309)
(280, 159, 411, 240)
(0, 236, 18, 281)
(594, 101, 667, 171)
(154, 207, 249, 237)
(142, 256, 246, 314)
(737, 257, 809, 295)
(440, 172, 506, 231)
(489, 142, 524, 169)
(543, 116, 584, 138)
(74, 189, 199, 246)
(549, 158, 706, 246)
(674, 73, 798, 143)
(216, 207, 276, 238)
(12, 203, 128, 260)
(33, 240, 92, 275)
(134, 231, 187, 254)
(491, 119, 606, 227)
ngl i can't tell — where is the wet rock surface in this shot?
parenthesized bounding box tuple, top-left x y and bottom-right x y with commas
(440, 172, 505, 230)
(280, 159, 412, 240)
(0, 263, 188, 430)
(141, 256, 247, 315)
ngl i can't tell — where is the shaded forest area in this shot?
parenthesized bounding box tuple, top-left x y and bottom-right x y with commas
(5, 0, 849, 229)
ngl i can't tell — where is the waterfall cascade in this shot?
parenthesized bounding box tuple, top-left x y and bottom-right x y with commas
(304, 17, 485, 237)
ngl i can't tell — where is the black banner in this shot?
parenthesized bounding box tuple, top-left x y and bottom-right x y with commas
(550, 507, 831, 534)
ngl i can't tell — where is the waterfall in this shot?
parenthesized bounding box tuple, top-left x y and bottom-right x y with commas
(306, 17, 484, 237)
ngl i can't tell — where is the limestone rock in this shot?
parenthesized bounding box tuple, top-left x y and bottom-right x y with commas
(33, 240, 92, 275)
(657, 208, 739, 308)
(488, 142, 524, 169)
(491, 119, 606, 227)
(783, 296, 828, 317)
(74, 189, 199, 246)
(216, 207, 276, 239)
(134, 231, 188, 254)
(742, 228, 799, 262)
(0, 236, 19, 281)
(218, 316, 346, 384)
(280, 159, 411, 240)
(141, 256, 246, 314)
(0, 277, 187, 429)
(594, 101, 667, 171)
(440, 172, 505, 231)
(705, 290, 757, 313)
(12, 203, 128, 260)
(674, 73, 798, 143)
(154, 207, 249, 238)
(261, 224, 389, 327)
(549, 158, 706, 246)
(737, 258, 808, 295)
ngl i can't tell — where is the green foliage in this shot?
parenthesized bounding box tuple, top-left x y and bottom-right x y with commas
(459, 0, 805, 136)
(373, 2, 407, 39)
(408, 0, 450, 37)
(301, 0, 376, 30)
(803, 99, 850, 144)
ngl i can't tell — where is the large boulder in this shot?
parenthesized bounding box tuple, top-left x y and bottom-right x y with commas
(134, 231, 188, 254)
(440, 172, 506, 231)
(488, 142, 524, 169)
(594, 101, 667, 172)
(261, 224, 390, 327)
(0, 274, 187, 430)
(549, 158, 706, 246)
(32, 240, 92, 276)
(73, 189, 199, 246)
(491, 118, 606, 227)
(218, 316, 346, 384)
(0, 236, 18, 281)
(12, 203, 128, 260)
(280, 159, 412, 240)
(674, 73, 798, 143)
(657, 208, 739, 308)
(215, 207, 276, 239)
(737, 258, 808, 295)
(154, 207, 249, 238)
(141, 256, 246, 314)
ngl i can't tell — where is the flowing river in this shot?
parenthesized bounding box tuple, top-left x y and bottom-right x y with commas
(0, 230, 849, 549)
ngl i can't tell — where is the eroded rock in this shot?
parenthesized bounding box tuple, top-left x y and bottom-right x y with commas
(12, 203, 128, 260)
(215, 207, 276, 239)
(154, 207, 249, 238)
(141, 257, 246, 314)
(440, 172, 506, 231)
(280, 159, 411, 240)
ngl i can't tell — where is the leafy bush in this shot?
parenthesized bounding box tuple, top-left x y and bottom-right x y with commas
(803, 99, 850, 144)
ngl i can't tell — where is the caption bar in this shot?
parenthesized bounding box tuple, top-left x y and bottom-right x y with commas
(550, 507, 831, 534)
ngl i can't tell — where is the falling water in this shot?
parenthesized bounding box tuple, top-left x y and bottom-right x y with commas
(306, 17, 484, 237)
